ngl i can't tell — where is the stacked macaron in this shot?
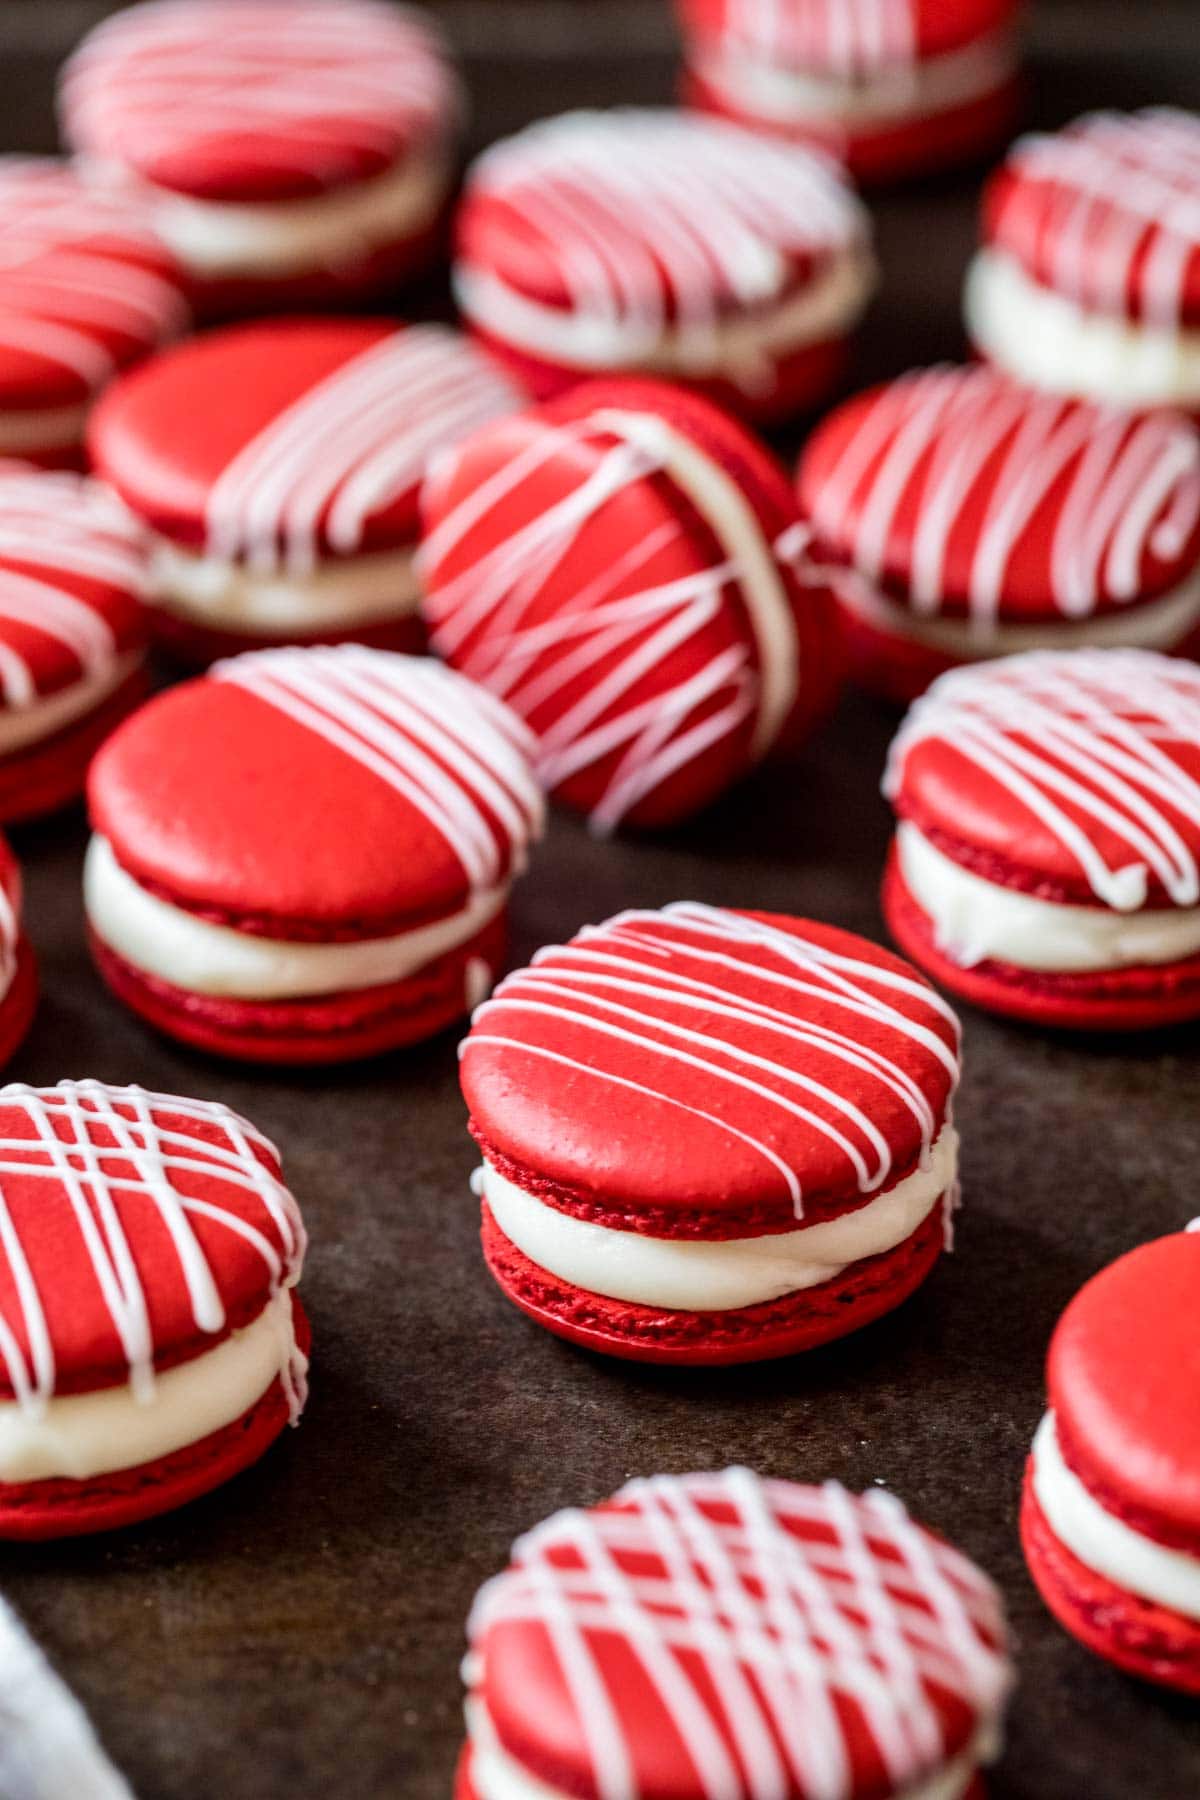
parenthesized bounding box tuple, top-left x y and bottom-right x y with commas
(966, 109, 1200, 412)
(1023, 1232, 1200, 1693)
(89, 318, 523, 663)
(796, 364, 1200, 701)
(0, 462, 152, 819)
(419, 379, 840, 830)
(677, 0, 1022, 184)
(452, 109, 874, 422)
(0, 1080, 308, 1539)
(460, 1467, 1014, 1800)
(59, 0, 463, 314)
(460, 901, 962, 1364)
(883, 649, 1200, 1030)
(85, 645, 544, 1062)
(0, 158, 187, 465)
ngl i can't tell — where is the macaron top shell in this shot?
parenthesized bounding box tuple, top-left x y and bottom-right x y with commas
(88, 646, 545, 936)
(60, 0, 462, 203)
(1048, 1233, 1200, 1551)
(467, 1467, 1012, 1800)
(88, 318, 524, 567)
(0, 159, 187, 410)
(462, 902, 960, 1225)
(677, 0, 1018, 68)
(885, 650, 1200, 910)
(982, 109, 1200, 328)
(798, 366, 1200, 620)
(0, 464, 149, 703)
(456, 109, 870, 322)
(0, 1080, 304, 1403)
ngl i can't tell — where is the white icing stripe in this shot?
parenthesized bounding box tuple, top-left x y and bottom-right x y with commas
(1032, 1412, 1200, 1622)
(461, 110, 867, 347)
(466, 902, 959, 1217)
(420, 413, 800, 831)
(203, 327, 521, 574)
(467, 1469, 1010, 1800)
(0, 1082, 304, 1419)
(213, 646, 544, 893)
(806, 364, 1200, 620)
(992, 110, 1200, 331)
(721, 0, 916, 76)
(479, 1127, 955, 1310)
(885, 650, 1200, 911)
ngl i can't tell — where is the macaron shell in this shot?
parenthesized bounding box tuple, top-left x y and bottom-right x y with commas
(676, 0, 1019, 64)
(0, 663, 150, 826)
(0, 942, 37, 1074)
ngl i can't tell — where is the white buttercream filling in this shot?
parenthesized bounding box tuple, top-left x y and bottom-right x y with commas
(465, 1691, 987, 1800)
(965, 248, 1200, 409)
(103, 148, 453, 280)
(84, 833, 507, 1000)
(692, 30, 1016, 127)
(897, 822, 1200, 973)
(151, 537, 421, 634)
(1032, 1411, 1200, 1622)
(478, 1125, 956, 1311)
(0, 401, 90, 454)
(453, 247, 875, 396)
(0, 650, 143, 755)
(833, 561, 1200, 657)
(0, 1287, 302, 1483)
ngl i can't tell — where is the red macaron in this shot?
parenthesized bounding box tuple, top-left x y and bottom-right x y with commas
(88, 317, 523, 664)
(796, 365, 1200, 702)
(0, 836, 34, 1070)
(676, 0, 1021, 185)
(59, 0, 463, 315)
(883, 649, 1200, 1031)
(0, 1080, 308, 1539)
(966, 109, 1200, 413)
(459, 1467, 1013, 1800)
(0, 158, 187, 467)
(85, 644, 544, 1064)
(0, 462, 152, 821)
(460, 901, 962, 1365)
(452, 108, 874, 424)
(420, 378, 841, 832)
(1023, 1232, 1200, 1694)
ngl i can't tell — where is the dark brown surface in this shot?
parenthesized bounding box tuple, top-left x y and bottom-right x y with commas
(2, 2, 1200, 1796)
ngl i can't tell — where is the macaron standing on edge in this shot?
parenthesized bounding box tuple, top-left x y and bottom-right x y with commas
(452, 108, 875, 424)
(676, 0, 1022, 185)
(88, 318, 524, 664)
(59, 0, 464, 314)
(458, 1467, 1015, 1800)
(965, 109, 1200, 411)
(460, 901, 962, 1365)
(420, 378, 842, 832)
(883, 649, 1200, 1030)
(796, 364, 1200, 703)
(85, 645, 545, 1064)
(0, 1080, 309, 1540)
(1023, 1232, 1200, 1694)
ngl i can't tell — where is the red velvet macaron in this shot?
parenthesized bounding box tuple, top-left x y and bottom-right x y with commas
(796, 365, 1200, 702)
(452, 109, 874, 424)
(460, 901, 962, 1365)
(420, 379, 841, 832)
(0, 1079, 308, 1539)
(458, 1467, 1014, 1800)
(0, 837, 35, 1070)
(0, 158, 187, 466)
(59, 0, 463, 315)
(85, 644, 544, 1063)
(1023, 1232, 1200, 1693)
(676, 0, 1021, 185)
(0, 462, 152, 821)
(88, 318, 523, 664)
(85, 645, 544, 1064)
(883, 649, 1200, 1031)
(966, 109, 1200, 412)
